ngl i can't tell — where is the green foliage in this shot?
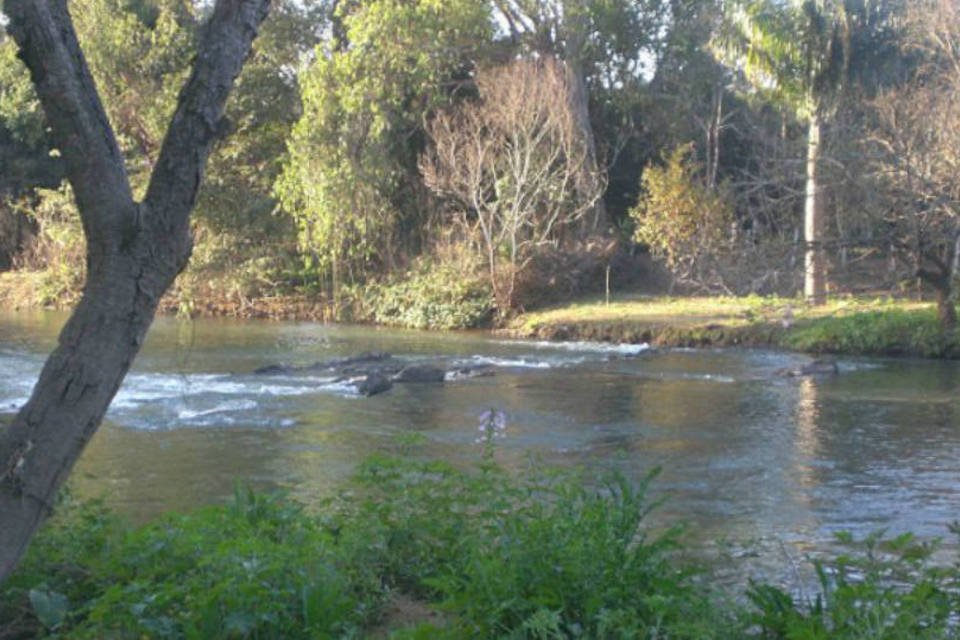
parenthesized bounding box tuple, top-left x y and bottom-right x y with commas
(195, 0, 323, 238)
(1, 488, 380, 639)
(72, 0, 199, 191)
(748, 531, 958, 639)
(348, 458, 732, 638)
(0, 33, 46, 149)
(630, 144, 734, 290)
(16, 185, 86, 306)
(713, 0, 853, 119)
(784, 307, 960, 357)
(275, 0, 493, 292)
(355, 260, 493, 330)
(5, 459, 960, 638)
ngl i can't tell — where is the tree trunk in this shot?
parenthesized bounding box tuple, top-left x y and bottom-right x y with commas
(804, 111, 827, 305)
(920, 260, 958, 333)
(562, 49, 606, 231)
(0, 0, 271, 584)
(936, 287, 957, 331)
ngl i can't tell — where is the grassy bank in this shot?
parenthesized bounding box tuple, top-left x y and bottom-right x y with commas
(508, 295, 960, 358)
(1, 455, 956, 639)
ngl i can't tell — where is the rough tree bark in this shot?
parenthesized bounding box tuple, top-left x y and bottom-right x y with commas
(0, 0, 271, 584)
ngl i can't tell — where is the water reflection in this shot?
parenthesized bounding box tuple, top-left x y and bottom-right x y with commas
(794, 376, 822, 490)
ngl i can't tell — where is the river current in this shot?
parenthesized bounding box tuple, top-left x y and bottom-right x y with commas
(2, 310, 960, 582)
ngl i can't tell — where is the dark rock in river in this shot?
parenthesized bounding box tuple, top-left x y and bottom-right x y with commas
(254, 351, 395, 376)
(254, 351, 496, 396)
(777, 358, 839, 377)
(253, 363, 293, 375)
(392, 365, 446, 383)
(351, 373, 393, 397)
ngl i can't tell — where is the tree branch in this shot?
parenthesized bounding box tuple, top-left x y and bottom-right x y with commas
(144, 0, 271, 262)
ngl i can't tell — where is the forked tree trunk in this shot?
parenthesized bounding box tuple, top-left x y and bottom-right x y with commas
(804, 111, 827, 305)
(0, 0, 271, 584)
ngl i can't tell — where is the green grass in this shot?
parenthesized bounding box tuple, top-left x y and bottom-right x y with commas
(3, 457, 959, 638)
(508, 295, 960, 357)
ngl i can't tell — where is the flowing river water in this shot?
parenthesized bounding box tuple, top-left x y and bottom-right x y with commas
(2, 310, 960, 583)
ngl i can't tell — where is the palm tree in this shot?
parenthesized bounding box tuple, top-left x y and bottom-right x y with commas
(715, 0, 856, 305)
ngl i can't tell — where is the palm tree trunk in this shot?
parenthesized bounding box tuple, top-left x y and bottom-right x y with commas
(804, 112, 826, 305)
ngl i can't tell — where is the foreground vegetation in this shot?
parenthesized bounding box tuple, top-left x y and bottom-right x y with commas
(509, 295, 960, 358)
(2, 453, 958, 639)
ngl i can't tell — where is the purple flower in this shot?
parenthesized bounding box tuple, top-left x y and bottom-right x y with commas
(478, 408, 507, 439)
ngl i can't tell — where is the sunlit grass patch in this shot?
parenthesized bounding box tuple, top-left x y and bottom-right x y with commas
(509, 294, 957, 357)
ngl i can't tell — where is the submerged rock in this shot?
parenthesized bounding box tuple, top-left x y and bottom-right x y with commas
(254, 352, 395, 376)
(392, 365, 446, 384)
(253, 363, 295, 375)
(777, 358, 839, 377)
(309, 352, 392, 372)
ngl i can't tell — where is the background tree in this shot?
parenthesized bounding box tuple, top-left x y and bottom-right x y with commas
(420, 58, 604, 310)
(493, 0, 670, 227)
(715, 0, 860, 305)
(275, 0, 492, 301)
(0, 0, 270, 583)
(866, 0, 960, 329)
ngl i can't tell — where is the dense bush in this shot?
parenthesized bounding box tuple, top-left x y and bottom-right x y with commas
(0, 489, 381, 639)
(354, 459, 730, 638)
(13, 185, 85, 307)
(353, 261, 493, 330)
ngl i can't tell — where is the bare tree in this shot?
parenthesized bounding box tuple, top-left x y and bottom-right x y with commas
(0, 0, 271, 583)
(867, 0, 960, 329)
(420, 57, 604, 311)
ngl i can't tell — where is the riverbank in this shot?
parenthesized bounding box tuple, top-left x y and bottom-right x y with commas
(507, 295, 960, 358)
(4, 268, 958, 358)
(0, 270, 335, 321)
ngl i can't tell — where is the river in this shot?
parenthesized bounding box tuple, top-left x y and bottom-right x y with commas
(2, 310, 960, 582)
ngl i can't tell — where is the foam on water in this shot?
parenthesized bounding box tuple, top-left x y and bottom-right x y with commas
(177, 398, 259, 421)
(462, 355, 555, 369)
(495, 339, 651, 356)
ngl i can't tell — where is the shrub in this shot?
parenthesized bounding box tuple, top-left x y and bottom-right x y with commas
(1, 488, 381, 638)
(630, 145, 734, 294)
(354, 260, 493, 330)
(348, 457, 734, 638)
(5, 458, 960, 638)
(748, 530, 958, 639)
